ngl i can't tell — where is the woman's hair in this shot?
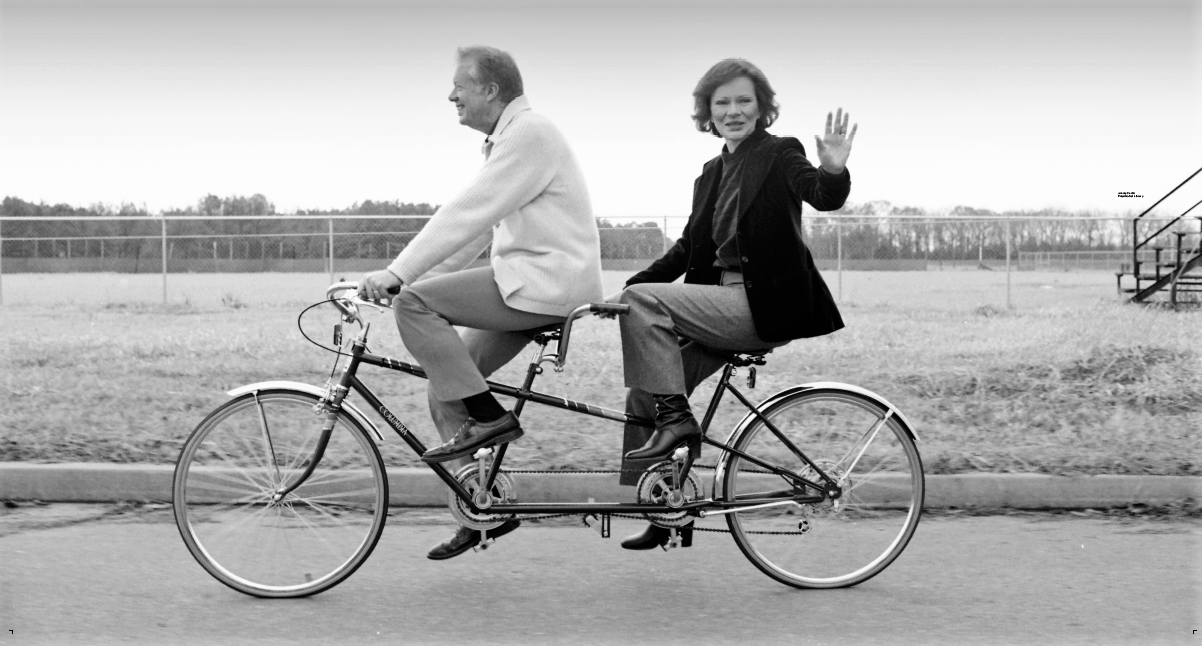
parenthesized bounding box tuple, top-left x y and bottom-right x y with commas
(691, 59, 780, 137)
(457, 46, 524, 103)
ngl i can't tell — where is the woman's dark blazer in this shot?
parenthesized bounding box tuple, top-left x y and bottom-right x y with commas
(625, 129, 850, 343)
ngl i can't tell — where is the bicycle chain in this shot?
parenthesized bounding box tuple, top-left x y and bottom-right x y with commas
(495, 464, 804, 534)
(502, 464, 776, 475)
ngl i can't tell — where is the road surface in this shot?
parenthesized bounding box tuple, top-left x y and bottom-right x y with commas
(1, 504, 1199, 645)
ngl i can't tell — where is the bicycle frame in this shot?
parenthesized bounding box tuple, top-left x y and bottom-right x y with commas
(278, 308, 841, 518)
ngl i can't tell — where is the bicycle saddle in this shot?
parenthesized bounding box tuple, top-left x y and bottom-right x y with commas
(729, 351, 771, 367)
(520, 322, 564, 343)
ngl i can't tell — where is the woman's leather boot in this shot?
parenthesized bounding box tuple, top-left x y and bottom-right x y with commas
(623, 394, 702, 461)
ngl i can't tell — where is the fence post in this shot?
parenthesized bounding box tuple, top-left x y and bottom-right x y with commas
(328, 217, 335, 285)
(836, 219, 843, 302)
(0, 218, 5, 306)
(161, 215, 168, 304)
(1005, 218, 1012, 309)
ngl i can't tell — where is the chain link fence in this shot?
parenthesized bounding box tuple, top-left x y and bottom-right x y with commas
(0, 214, 1183, 308)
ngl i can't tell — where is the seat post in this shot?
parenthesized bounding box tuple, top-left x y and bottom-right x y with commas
(511, 337, 553, 417)
(698, 363, 736, 434)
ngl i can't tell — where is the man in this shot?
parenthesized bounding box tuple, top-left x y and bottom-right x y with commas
(358, 46, 603, 560)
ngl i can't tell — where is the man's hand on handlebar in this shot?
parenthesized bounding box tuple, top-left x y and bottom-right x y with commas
(357, 269, 404, 305)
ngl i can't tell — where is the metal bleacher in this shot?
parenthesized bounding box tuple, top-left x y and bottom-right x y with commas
(1117, 167, 1202, 307)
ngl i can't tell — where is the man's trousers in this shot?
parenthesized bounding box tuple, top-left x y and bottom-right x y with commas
(393, 266, 562, 470)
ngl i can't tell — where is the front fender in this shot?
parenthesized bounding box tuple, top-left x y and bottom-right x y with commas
(227, 381, 386, 443)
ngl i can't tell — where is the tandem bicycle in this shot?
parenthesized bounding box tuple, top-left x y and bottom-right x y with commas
(172, 282, 924, 598)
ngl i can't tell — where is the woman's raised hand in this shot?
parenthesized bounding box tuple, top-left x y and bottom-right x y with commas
(814, 107, 857, 174)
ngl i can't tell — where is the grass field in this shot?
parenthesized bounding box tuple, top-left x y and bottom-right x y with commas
(1, 270, 1198, 476)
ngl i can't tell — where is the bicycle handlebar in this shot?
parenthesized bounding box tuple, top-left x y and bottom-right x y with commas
(323, 281, 628, 369)
(555, 302, 629, 369)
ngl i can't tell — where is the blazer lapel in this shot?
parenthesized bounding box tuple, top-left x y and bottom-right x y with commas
(734, 131, 780, 221)
(692, 157, 723, 223)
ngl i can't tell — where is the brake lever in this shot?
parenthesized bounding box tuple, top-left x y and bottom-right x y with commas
(354, 297, 389, 314)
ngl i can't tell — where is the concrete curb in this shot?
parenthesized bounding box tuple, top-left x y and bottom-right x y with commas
(2, 463, 1200, 509)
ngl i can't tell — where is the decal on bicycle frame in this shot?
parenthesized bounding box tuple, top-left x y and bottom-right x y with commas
(378, 405, 412, 437)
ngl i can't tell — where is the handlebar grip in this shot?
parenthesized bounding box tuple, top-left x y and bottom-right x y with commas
(589, 303, 629, 315)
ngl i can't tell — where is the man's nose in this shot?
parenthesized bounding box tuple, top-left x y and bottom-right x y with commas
(448, 90, 457, 102)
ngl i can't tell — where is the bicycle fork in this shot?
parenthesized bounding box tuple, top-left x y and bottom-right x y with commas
(272, 325, 367, 502)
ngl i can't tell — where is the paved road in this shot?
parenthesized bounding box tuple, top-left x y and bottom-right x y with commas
(1, 504, 1199, 645)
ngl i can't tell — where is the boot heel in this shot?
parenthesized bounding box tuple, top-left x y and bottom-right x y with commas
(686, 435, 701, 460)
(680, 523, 694, 548)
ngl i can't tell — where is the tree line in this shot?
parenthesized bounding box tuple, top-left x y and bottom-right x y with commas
(0, 194, 1181, 263)
(0, 195, 664, 261)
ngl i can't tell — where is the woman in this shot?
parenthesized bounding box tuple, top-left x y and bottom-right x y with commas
(614, 58, 857, 550)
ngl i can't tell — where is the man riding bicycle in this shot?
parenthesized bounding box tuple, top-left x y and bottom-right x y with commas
(357, 45, 603, 560)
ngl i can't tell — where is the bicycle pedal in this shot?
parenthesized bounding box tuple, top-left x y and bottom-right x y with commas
(472, 537, 495, 553)
(472, 447, 495, 460)
(581, 513, 610, 538)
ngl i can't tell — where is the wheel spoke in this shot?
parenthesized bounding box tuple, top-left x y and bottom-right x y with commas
(204, 437, 275, 492)
(278, 502, 349, 565)
(293, 487, 380, 505)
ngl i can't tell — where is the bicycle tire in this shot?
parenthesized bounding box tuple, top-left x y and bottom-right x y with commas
(720, 386, 923, 589)
(173, 389, 388, 598)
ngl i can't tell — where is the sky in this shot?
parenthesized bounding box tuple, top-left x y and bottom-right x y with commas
(1, 0, 1199, 217)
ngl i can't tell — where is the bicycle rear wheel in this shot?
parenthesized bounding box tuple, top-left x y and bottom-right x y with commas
(174, 389, 388, 598)
(721, 387, 923, 588)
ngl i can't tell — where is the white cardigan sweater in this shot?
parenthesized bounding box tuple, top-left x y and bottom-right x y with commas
(388, 96, 604, 316)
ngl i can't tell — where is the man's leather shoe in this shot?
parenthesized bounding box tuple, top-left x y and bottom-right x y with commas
(427, 519, 521, 560)
(620, 522, 693, 550)
(421, 412, 523, 463)
(624, 394, 702, 461)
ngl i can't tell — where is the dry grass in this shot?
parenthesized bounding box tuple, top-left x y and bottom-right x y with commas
(1, 271, 1198, 475)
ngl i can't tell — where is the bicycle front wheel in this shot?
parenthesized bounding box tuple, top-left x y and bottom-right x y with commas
(722, 387, 923, 588)
(174, 389, 388, 598)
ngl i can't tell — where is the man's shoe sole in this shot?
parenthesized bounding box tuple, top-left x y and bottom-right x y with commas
(421, 427, 524, 464)
(427, 519, 521, 561)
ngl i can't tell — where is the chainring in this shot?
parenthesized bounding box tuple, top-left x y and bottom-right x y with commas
(448, 463, 518, 530)
(634, 461, 703, 528)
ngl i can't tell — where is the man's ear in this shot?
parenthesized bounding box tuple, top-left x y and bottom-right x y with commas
(483, 83, 501, 101)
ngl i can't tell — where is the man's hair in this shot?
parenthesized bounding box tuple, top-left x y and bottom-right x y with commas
(691, 59, 780, 137)
(457, 46, 524, 103)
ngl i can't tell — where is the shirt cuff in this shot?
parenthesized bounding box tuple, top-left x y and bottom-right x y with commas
(386, 259, 419, 285)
